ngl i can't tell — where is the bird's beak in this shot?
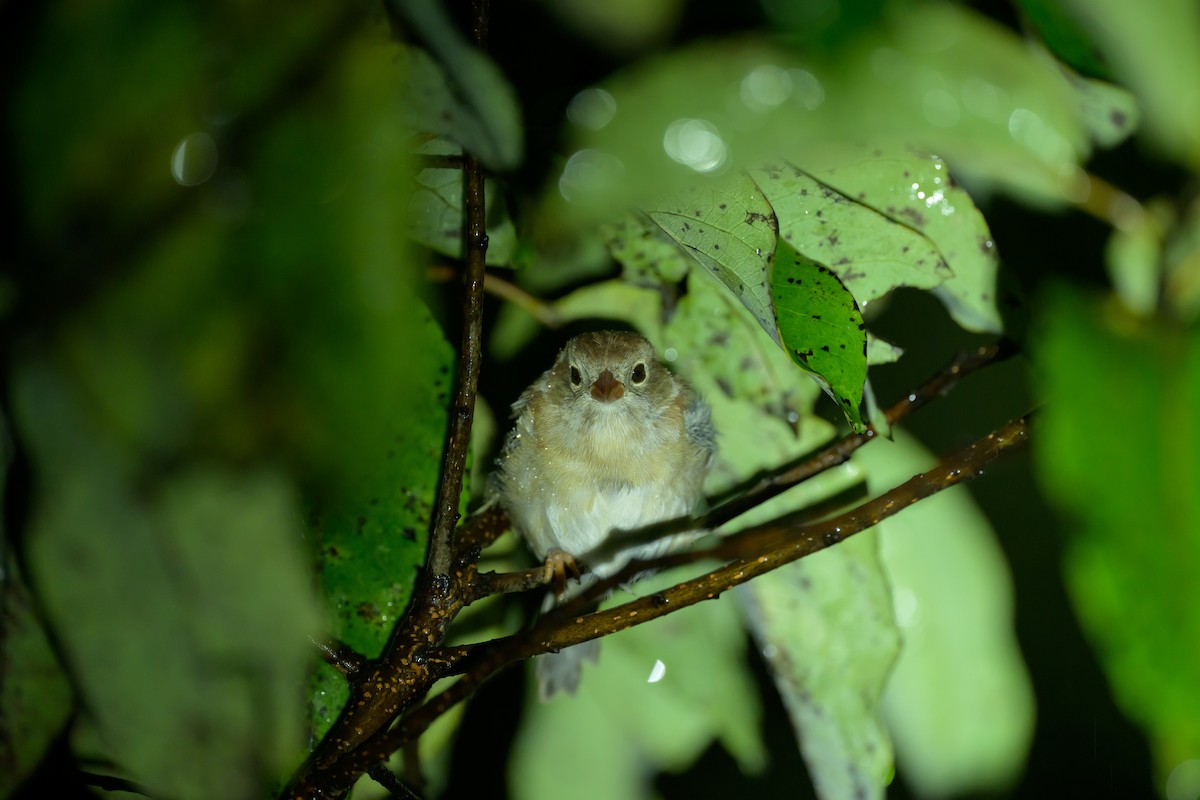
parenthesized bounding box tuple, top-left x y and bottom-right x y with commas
(590, 369, 625, 402)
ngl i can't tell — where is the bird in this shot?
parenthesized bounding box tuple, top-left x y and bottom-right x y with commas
(494, 330, 715, 699)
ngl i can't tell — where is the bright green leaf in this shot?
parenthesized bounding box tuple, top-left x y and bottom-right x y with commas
(859, 430, 1035, 798)
(647, 175, 781, 345)
(1034, 289, 1200, 780)
(309, 307, 453, 742)
(772, 239, 869, 432)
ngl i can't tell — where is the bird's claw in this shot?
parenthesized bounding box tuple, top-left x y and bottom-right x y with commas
(543, 549, 581, 596)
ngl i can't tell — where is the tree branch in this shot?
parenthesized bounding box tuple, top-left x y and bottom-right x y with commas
(281, 5, 493, 796)
(327, 414, 1031, 775)
(580, 340, 1017, 567)
(425, 162, 488, 580)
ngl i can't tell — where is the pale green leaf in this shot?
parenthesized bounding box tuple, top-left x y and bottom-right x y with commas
(648, 175, 780, 345)
(740, 535, 900, 800)
(409, 140, 517, 266)
(602, 212, 691, 287)
(859, 430, 1035, 798)
(867, 334, 904, 366)
(1070, 72, 1140, 150)
(1105, 201, 1167, 317)
(550, 3, 1090, 230)
(1034, 289, 1200, 778)
(752, 162, 953, 306)
(1164, 201, 1200, 321)
(668, 267, 822, 431)
(510, 570, 763, 800)
(805, 147, 1004, 334)
(772, 239, 869, 432)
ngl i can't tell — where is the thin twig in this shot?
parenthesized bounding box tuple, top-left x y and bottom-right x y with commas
(428, 265, 562, 328)
(703, 340, 1017, 529)
(1075, 170, 1148, 232)
(311, 636, 366, 678)
(465, 565, 551, 604)
(368, 765, 422, 799)
(425, 133, 489, 580)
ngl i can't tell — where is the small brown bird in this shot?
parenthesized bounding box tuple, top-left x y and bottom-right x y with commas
(494, 330, 715, 698)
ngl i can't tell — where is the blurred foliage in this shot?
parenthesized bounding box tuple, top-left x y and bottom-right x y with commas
(1034, 291, 1200, 776)
(512, 567, 764, 800)
(861, 431, 1035, 798)
(2, 0, 1199, 798)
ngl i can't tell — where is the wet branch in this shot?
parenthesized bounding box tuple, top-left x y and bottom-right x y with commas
(331, 414, 1031, 771)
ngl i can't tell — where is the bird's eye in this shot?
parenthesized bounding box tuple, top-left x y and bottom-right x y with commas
(631, 363, 646, 384)
(570, 366, 582, 386)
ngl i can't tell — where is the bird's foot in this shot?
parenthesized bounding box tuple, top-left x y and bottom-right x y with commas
(543, 549, 582, 596)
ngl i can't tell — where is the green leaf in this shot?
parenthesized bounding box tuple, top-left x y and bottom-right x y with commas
(753, 161, 953, 307)
(603, 212, 692, 287)
(1034, 289, 1200, 778)
(741, 535, 900, 800)
(772, 239, 869, 432)
(1069, 72, 1140, 150)
(541, 0, 683, 55)
(867, 334, 904, 366)
(859, 430, 1035, 798)
(410, 139, 517, 265)
(647, 174, 781, 345)
(549, 2, 1090, 230)
(510, 569, 763, 800)
(309, 307, 453, 742)
(1016, 0, 1111, 76)
(1164, 200, 1200, 322)
(668, 268, 823, 432)
(9, 1, 351, 244)
(14, 359, 323, 799)
(830, 3, 1088, 201)
(1105, 200, 1169, 317)
(394, 2, 524, 170)
(805, 147, 1004, 334)
(0, 556, 73, 796)
(1050, 0, 1200, 169)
